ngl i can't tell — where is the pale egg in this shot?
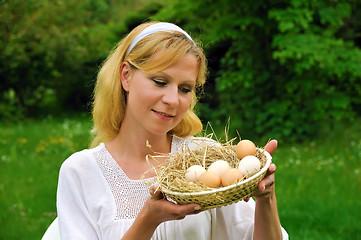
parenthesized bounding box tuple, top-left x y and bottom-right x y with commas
(198, 171, 221, 188)
(236, 140, 257, 159)
(238, 155, 261, 177)
(185, 165, 206, 182)
(208, 160, 230, 177)
(221, 168, 244, 187)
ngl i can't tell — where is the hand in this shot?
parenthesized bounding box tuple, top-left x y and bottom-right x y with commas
(254, 140, 278, 200)
(244, 140, 278, 202)
(141, 184, 201, 227)
(122, 185, 201, 239)
(253, 140, 283, 240)
(264, 139, 278, 155)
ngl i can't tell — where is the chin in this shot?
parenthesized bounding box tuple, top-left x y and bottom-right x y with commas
(149, 125, 175, 137)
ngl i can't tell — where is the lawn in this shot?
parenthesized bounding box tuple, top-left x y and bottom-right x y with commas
(274, 123, 361, 240)
(0, 115, 92, 239)
(0, 115, 360, 239)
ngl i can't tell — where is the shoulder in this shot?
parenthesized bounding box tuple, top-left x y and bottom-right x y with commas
(59, 143, 105, 176)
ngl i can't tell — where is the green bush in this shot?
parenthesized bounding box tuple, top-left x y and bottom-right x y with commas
(2, 0, 361, 142)
(154, 0, 361, 142)
(0, 0, 165, 121)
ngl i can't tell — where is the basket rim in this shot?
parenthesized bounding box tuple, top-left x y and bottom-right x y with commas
(161, 149, 272, 197)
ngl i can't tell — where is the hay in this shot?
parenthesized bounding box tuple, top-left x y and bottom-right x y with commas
(151, 136, 267, 187)
(144, 134, 271, 209)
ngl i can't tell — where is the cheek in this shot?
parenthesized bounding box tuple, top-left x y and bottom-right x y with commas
(128, 79, 153, 102)
(180, 95, 193, 111)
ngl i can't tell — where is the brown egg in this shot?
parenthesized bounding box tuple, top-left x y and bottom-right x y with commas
(236, 139, 257, 159)
(221, 168, 244, 187)
(198, 171, 221, 188)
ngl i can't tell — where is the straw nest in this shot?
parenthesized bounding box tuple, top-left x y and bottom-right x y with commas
(149, 137, 272, 210)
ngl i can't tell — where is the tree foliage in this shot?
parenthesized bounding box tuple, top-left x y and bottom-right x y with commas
(0, 0, 161, 119)
(1, 0, 361, 142)
(154, 0, 361, 142)
(0, 0, 114, 118)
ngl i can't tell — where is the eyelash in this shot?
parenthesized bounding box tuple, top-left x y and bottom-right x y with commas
(181, 88, 192, 94)
(152, 79, 166, 87)
(152, 79, 192, 94)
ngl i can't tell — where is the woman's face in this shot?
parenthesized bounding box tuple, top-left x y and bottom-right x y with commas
(121, 53, 198, 136)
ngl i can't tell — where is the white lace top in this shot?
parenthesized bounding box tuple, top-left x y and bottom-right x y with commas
(57, 136, 288, 240)
(94, 145, 150, 220)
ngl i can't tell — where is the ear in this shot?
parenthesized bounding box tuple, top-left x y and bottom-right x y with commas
(119, 62, 132, 92)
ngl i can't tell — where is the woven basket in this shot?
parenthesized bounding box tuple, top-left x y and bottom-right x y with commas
(161, 148, 272, 210)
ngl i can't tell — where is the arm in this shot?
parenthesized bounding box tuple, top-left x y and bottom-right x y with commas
(121, 185, 201, 240)
(253, 140, 282, 240)
(57, 156, 100, 240)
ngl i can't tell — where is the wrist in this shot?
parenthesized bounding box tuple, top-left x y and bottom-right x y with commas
(254, 183, 277, 202)
(137, 206, 161, 231)
(122, 207, 159, 240)
(254, 191, 282, 240)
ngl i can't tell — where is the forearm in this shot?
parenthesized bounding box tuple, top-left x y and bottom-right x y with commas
(121, 208, 159, 240)
(253, 191, 282, 240)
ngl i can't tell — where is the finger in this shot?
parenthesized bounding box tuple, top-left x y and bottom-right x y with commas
(258, 172, 275, 191)
(182, 204, 201, 213)
(264, 139, 278, 155)
(149, 183, 161, 194)
(258, 181, 266, 191)
(171, 203, 201, 219)
(175, 205, 202, 218)
(268, 163, 276, 174)
(149, 184, 165, 200)
(151, 190, 165, 200)
(187, 209, 203, 215)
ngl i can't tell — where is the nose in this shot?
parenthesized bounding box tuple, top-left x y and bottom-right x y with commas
(161, 85, 179, 107)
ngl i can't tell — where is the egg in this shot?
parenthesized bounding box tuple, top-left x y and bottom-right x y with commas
(185, 165, 206, 182)
(198, 171, 221, 188)
(208, 160, 230, 177)
(238, 155, 261, 177)
(236, 140, 257, 159)
(221, 168, 244, 187)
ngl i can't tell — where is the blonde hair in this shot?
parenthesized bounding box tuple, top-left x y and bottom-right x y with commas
(90, 22, 207, 148)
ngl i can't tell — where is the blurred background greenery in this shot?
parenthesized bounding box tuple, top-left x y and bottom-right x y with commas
(1, 0, 360, 239)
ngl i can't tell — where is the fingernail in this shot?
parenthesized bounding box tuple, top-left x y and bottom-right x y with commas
(194, 206, 201, 210)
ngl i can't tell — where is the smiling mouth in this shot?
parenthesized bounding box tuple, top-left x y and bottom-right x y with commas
(152, 110, 175, 118)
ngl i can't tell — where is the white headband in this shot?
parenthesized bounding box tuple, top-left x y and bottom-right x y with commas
(126, 22, 194, 56)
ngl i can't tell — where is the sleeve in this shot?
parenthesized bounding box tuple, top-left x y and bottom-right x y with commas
(56, 153, 101, 240)
(211, 199, 289, 240)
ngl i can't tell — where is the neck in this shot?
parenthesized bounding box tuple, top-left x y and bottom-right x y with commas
(117, 130, 171, 156)
(104, 114, 174, 179)
(105, 122, 172, 163)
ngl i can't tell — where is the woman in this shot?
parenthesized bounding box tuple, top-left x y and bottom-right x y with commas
(57, 22, 288, 239)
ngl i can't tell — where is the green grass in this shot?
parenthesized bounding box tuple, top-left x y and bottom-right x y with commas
(1, 116, 361, 239)
(0, 115, 92, 239)
(274, 121, 361, 239)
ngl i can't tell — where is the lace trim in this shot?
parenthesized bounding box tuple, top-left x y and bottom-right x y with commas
(94, 147, 152, 220)
(93, 137, 189, 220)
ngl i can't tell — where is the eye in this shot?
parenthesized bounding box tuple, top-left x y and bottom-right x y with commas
(180, 87, 191, 94)
(152, 78, 167, 87)
(179, 85, 193, 94)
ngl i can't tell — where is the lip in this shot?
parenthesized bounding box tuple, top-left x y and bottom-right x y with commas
(152, 109, 175, 120)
